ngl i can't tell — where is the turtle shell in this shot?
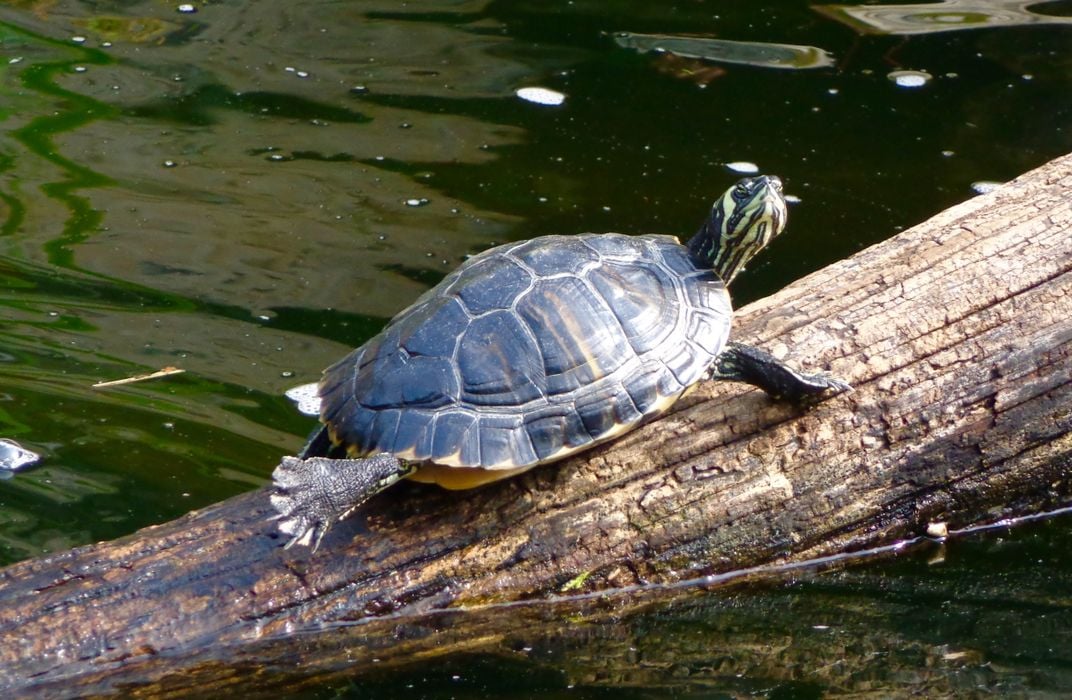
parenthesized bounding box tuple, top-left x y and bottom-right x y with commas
(318, 233, 731, 473)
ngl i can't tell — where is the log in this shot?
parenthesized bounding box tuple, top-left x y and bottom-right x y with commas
(1, 153, 1070, 697)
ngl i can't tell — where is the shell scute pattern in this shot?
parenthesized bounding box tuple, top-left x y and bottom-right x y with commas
(474, 416, 537, 467)
(623, 363, 665, 416)
(521, 404, 590, 460)
(397, 295, 468, 358)
(394, 408, 437, 461)
(456, 311, 545, 405)
(515, 275, 633, 397)
(453, 255, 533, 315)
(580, 232, 651, 259)
(513, 235, 600, 277)
(429, 411, 479, 464)
(318, 233, 731, 468)
(355, 304, 462, 411)
(586, 260, 679, 356)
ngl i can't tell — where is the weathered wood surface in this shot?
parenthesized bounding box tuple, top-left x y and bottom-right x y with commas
(1, 153, 1070, 696)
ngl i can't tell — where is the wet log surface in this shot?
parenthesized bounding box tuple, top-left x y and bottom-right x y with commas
(1, 153, 1070, 697)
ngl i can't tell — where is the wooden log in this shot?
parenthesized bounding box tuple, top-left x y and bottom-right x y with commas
(1, 153, 1070, 696)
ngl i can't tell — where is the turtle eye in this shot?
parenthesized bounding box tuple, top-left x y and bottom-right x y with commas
(733, 182, 750, 199)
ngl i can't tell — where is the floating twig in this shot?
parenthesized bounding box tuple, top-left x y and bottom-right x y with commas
(92, 366, 186, 388)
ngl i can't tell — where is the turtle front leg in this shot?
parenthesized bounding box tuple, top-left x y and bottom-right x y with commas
(709, 341, 851, 401)
(271, 453, 416, 550)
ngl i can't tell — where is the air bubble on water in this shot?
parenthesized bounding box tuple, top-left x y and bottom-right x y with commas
(888, 70, 932, 88)
(405, 198, 429, 207)
(177, 3, 197, 13)
(74, 66, 87, 73)
(71, 36, 87, 44)
(163, 160, 177, 168)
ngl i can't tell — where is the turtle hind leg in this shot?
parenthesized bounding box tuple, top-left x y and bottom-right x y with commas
(710, 341, 852, 402)
(270, 453, 416, 551)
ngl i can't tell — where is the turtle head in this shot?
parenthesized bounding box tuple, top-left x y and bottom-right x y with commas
(686, 175, 788, 285)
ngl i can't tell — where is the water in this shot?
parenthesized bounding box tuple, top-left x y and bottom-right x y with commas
(332, 515, 1072, 699)
(0, 0, 1070, 695)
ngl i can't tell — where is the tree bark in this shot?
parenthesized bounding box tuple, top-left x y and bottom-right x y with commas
(1, 153, 1070, 697)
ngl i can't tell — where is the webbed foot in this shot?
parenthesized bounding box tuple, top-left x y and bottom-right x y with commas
(270, 453, 414, 550)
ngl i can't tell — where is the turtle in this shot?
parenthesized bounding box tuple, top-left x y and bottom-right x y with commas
(271, 175, 849, 549)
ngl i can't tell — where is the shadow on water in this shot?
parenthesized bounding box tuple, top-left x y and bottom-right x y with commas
(0, 0, 1070, 695)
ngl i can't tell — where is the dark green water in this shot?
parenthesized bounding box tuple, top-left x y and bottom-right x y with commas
(0, 0, 1070, 696)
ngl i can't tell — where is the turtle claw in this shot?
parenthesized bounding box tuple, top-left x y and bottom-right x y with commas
(271, 506, 328, 551)
(797, 372, 853, 397)
(270, 456, 340, 551)
(269, 453, 414, 551)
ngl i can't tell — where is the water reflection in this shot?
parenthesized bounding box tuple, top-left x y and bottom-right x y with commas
(613, 32, 836, 70)
(0, 438, 39, 471)
(814, 0, 1072, 35)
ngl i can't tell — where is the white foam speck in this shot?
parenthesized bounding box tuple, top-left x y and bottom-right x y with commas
(515, 87, 566, 106)
(888, 70, 932, 88)
(725, 161, 759, 174)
